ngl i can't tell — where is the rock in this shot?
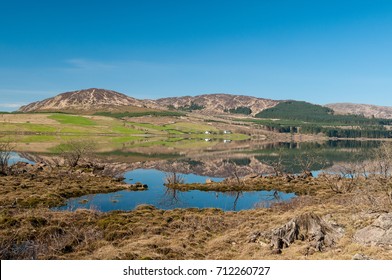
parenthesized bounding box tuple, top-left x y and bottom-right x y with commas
(354, 213, 392, 246)
(129, 183, 148, 190)
(12, 161, 29, 168)
(298, 171, 313, 179)
(352, 253, 372, 260)
(206, 178, 213, 184)
(373, 213, 392, 229)
(12, 162, 29, 172)
(243, 173, 262, 180)
(248, 232, 261, 243)
(113, 176, 125, 182)
(271, 248, 282, 254)
(270, 212, 343, 253)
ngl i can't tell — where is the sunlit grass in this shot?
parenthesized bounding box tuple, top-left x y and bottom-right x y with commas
(48, 114, 97, 126)
(165, 121, 219, 133)
(0, 122, 58, 133)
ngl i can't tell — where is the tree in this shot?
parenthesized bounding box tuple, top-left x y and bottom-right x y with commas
(59, 140, 95, 168)
(164, 172, 185, 185)
(0, 140, 14, 175)
(224, 160, 243, 185)
(257, 148, 287, 176)
(321, 162, 359, 194)
(372, 142, 392, 206)
(295, 151, 327, 178)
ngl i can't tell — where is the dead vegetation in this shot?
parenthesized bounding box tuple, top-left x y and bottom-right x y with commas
(2, 144, 392, 260)
(0, 162, 139, 209)
(0, 140, 15, 175)
(2, 198, 392, 260)
(58, 139, 96, 168)
(1, 163, 391, 260)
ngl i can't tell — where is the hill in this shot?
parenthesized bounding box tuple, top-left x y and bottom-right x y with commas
(18, 88, 392, 122)
(18, 88, 149, 113)
(326, 103, 392, 119)
(255, 101, 334, 121)
(255, 100, 390, 125)
(18, 89, 279, 116)
(156, 93, 278, 116)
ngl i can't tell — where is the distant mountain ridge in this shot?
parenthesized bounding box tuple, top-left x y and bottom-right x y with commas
(18, 88, 279, 115)
(326, 103, 392, 119)
(17, 88, 392, 119)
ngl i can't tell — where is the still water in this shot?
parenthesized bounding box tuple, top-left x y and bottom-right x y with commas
(11, 139, 378, 212)
(54, 169, 296, 212)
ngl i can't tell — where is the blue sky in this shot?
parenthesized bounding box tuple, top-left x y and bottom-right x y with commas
(1, 0, 392, 111)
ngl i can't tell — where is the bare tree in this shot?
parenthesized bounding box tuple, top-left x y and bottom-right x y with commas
(295, 151, 327, 178)
(224, 160, 243, 185)
(59, 140, 96, 168)
(372, 142, 392, 206)
(164, 172, 185, 185)
(258, 148, 287, 177)
(0, 140, 15, 175)
(320, 162, 359, 194)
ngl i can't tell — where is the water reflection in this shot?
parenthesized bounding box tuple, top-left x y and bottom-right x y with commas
(53, 169, 296, 212)
(161, 187, 183, 208)
(10, 139, 382, 211)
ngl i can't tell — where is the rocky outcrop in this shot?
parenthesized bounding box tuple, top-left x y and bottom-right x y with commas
(354, 213, 392, 246)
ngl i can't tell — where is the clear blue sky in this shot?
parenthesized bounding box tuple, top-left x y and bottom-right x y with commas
(1, 0, 392, 111)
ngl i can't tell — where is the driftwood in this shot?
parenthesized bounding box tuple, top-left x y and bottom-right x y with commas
(270, 212, 342, 254)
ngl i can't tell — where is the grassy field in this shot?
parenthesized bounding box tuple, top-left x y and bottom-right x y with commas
(48, 114, 97, 126)
(0, 113, 250, 153)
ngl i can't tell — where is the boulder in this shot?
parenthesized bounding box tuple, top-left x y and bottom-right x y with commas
(352, 253, 372, 260)
(354, 213, 392, 246)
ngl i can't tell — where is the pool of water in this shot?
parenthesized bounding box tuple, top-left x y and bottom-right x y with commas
(54, 169, 296, 212)
(7, 152, 35, 165)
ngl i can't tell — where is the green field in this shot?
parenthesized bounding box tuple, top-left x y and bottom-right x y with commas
(0, 113, 249, 152)
(48, 114, 97, 126)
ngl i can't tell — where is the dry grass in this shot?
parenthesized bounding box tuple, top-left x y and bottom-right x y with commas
(168, 175, 334, 198)
(1, 165, 392, 260)
(0, 165, 137, 209)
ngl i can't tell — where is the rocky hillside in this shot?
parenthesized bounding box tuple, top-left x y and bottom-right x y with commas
(18, 88, 146, 113)
(156, 93, 279, 116)
(326, 103, 392, 119)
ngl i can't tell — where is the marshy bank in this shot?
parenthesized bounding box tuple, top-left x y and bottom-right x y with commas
(0, 162, 141, 209)
(1, 160, 392, 260)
